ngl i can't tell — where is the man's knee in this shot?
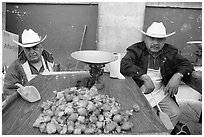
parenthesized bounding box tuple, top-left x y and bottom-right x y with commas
(169, 105, 182, 126)
(172, 106, 182, 118)
(174, 107, 182, 117)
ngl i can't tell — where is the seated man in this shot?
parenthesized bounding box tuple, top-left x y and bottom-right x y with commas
(3, 29, 54, 100)
(120, 22, 194, 134)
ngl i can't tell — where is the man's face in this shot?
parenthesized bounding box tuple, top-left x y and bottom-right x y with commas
(145, 36, 166, 52)
(22, 44, 43, 63)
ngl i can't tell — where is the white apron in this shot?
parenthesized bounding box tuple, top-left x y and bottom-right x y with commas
(140, 68, 167, 107)
(22, 56, 54, 82)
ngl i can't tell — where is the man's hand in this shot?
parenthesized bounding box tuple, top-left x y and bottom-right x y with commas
(139, 74, 155, 94)
(164, 73, 182, 97)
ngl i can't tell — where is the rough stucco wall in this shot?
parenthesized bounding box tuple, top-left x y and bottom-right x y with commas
(97, 2, 146, 54)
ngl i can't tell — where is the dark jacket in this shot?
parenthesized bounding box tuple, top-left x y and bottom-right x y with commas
(120, 41, 194, 88)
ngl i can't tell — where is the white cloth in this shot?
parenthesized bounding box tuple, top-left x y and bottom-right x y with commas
(22, 56, 53, 82)
(140, 68, 167, 107)
(110, 53, 125, 79)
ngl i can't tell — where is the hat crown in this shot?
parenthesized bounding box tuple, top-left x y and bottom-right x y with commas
(21, 29, 41, 44)
(146, 22, 167, 36)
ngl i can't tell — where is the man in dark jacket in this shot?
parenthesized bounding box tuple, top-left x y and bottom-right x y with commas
(121, 22, 194, 133)
(3, 29, 54, 100)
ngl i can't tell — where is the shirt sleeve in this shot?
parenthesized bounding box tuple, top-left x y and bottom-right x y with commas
(3, 61, 26, 97)
(120, 49, 146, 80)
(173, 51, 194, 80)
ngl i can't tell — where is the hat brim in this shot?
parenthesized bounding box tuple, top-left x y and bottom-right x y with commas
(140, 30, 175, 38)
(13, 35, 47, 47)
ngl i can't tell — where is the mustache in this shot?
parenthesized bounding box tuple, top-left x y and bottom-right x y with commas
(150, 45, 160, 48)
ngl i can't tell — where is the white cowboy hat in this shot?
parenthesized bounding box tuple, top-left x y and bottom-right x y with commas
(140, 22, 175, 38)
(13, 29, 47, 47)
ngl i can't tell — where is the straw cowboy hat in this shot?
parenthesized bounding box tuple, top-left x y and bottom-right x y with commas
(141, 22, 175, 38)
(13, 29, 47, 47)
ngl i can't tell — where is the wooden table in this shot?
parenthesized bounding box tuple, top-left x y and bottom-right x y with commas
(2, 71, 169, 135)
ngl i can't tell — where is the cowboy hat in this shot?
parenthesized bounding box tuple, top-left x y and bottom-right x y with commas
(140, 22, 175, 38)
(13, 29, 47, 47)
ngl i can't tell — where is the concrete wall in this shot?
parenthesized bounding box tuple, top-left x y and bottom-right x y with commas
(97, 2, 146, 54)
(2, 3, 6, 30)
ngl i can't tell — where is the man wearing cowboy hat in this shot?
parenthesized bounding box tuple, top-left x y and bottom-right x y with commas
(120, 22, 194, 134)
(3, 29, 54, 99)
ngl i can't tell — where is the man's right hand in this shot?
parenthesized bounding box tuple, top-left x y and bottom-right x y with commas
(139, 74, 155, 94)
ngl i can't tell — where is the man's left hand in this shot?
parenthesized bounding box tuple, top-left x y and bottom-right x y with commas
(164, 73, 182, 97)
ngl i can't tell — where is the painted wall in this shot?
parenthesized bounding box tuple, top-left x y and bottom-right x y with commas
(144, 4, 202, 65)
(5, 3, 98, 71)
(3, 2, 201, 70)
(97, 2, 146, 54)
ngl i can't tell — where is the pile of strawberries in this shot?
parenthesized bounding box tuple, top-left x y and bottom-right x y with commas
(33, 86, 137, 134)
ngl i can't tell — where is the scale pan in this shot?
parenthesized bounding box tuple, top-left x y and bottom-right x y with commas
(71, 50, 118, 65)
